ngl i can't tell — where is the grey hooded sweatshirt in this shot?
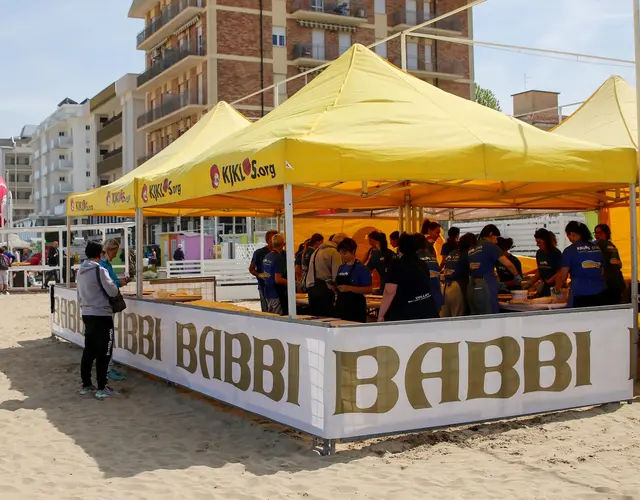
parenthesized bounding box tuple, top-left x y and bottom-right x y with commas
(76, 260, 119, 316)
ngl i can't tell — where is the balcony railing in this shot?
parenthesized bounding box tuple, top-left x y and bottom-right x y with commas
(34, 170, 40, 181)
(136, 0, 206, 47)
(392, 57, 464, 77)
(137, 151, 159, 167)
(50, 135, 73, 150)
(291, 0, 367, 21)
(50, 158, 73, 173)
(137, 91, 202, 129)
(97, 147, 123, 176)
(4, 157, 31, 166)
(293, 43, 350, 64)
(392, 10, 462, 32)
(52, 183, 74, 195)
(138, 45, 206, 88)
(97, 113, 123, 144)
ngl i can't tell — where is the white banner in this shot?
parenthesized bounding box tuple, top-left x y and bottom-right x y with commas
(52, 287, 633, 440)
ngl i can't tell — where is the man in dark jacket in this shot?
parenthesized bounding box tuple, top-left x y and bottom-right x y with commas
(173, 244, 185, 261)
(46, 241, 60, 285)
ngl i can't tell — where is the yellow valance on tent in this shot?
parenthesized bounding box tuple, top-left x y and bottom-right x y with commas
(66, 101, 250, 217)
(133, 44, 636, 214)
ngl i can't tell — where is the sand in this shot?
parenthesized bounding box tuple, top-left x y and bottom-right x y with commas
(0, 293, 639, 500)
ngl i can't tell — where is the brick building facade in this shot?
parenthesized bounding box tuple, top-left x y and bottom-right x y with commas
(128, 0, 474, 163)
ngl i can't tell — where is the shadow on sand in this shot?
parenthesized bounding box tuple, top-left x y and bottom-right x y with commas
(0, 337, 634, 479)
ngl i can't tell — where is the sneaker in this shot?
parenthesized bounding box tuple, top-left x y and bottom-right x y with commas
(107, 368, 126, 381)
(79, 385, 97, 395)
(95, 390, 109, 400)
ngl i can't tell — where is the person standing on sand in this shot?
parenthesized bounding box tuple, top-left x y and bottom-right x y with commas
(77, 241, 119, 400)
(100, 239, 128, 382)
(0, 247, 11, 295)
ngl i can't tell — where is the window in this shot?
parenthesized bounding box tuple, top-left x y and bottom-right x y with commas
(406, 0, 417, 24)
(86, 172, 91, 177)
(100, 180, 109, 186)
(60, 199, 65, 205)
(272, 27, 286, 47)
(407, 42, 418, 70)
(59, 177, 66, 182)
(85, 125, 91, 130)
(424, 43, 432, 68)
(59, 131, 65, 137)
(338, 33, 351, 55)
(375, 40, 387, 58)
(86, 148, 91, 154)
(311, 29, 325, 59)
(424, 1, 432, 19)
(59, 155, 65, 160)
(374, 0, 385, 14)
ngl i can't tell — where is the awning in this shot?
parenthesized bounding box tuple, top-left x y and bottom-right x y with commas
(298, 20, 355, 32)
(175, 15, 201, 36)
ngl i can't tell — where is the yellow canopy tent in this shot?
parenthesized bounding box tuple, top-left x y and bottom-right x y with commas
(135, 44, 636, 215)
(552, 76, 639, 278)
(66, 101, 252, 217)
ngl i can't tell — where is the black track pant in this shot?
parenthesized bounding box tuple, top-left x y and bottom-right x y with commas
(81, 316, 114, 390)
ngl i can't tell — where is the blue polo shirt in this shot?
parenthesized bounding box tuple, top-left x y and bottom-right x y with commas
(262, 251, 285, 299)
(562, 241, 605, 297)
(468, 239, 503, 278)
(99, 258, 121, 287)
(337, 261, 372, 287)
(537, 247, 563, 282)
(443, 249, 470, 285)
(418, 244, 443, 307)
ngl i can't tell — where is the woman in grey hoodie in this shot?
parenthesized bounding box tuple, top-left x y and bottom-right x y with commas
(76, 241, 119, 400)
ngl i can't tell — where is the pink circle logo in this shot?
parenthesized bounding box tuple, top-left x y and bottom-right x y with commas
(141, 184, 149, 203)
(210, 165, 220, 189)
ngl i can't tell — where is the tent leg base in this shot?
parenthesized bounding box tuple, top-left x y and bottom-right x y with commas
(312, 437, 336, 456)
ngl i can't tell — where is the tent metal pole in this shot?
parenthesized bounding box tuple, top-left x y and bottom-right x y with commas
(284, 185, 297, 319)
(632, 0, 640, 381)
(405, 201, 411, 233)
(630, 183, 638, 383)
(65, 217, 71, 287)
(398, 206, 404, 232)
(400, 33, 408, 71)
(135, 208, 144, 299)
(200, 216, 205, 276)
(124, 226, 130, 279)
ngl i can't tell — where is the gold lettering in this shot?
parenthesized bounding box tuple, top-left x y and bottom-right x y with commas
(53, 297, 60, 326)
(199, 327, 221, 380)
(60, 298, 68, 330)
(405, 342, 460, 409)
(123, 312, 138, 354)
(224, 332, 251, 391)
(176, 322, 198, 374)
(253, 338, 286, 402)
(523, 332, 572, 393)
(574, 331, 591, 387)
(334, 346, 400, 415)
(287, 343, 300, 406)
(114, 312, 123, 348)
(137, 315, 155, 360)
(68, 300, 77, 333)
(467, 337, 520, 399)
(154, 318, 162, 361)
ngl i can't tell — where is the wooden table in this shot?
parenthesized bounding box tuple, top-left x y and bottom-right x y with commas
(155, 295, 203, 303)
(296, 294, 382, 310)
(500, 302, 567, 312)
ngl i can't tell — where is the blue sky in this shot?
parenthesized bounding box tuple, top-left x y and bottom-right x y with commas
(0, 0, 636, 137)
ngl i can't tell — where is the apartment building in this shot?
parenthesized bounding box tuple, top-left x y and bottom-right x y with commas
(90, 74, 146, 187)
(0, 126, 36, 222)
(512, 90, 565, 131)
(30, 99, 94, 223)
(129, 0, 473, 162)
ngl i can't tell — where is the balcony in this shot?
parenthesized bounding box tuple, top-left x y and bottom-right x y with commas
(34, 150, 40, 159)
(50, 158, 73, 173)
(97, 147, 123, 176)
(290, 0, 367, 26)
(52, 183, 73, 195)
(54, 204, 66, 216)
(138, 45, 207, 90)
(136, 0, 206, 51)
(392, 58, 465, 81)
(50, 135, 73, 151)
(40, 164, 48, 177)
(137, 90, 206, 132)
(42, 187, 49, 198)
(35, 191, 40, 200)
(34, 170, 40, 181)
(97, 113, 123, 144)
(7, 182, 32, 190)
(137, 151, 159, 167)
(392, 10, 462, 33)
(292, 43, 350, 67)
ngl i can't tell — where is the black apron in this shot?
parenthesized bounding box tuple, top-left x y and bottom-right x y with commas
(334, 262, 367, 323)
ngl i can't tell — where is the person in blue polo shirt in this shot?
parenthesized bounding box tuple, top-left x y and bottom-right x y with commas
(467, 224, 522, 315)
(442, 232, 476, 317)
(334, 237, 372, 323)
(261, 233, 288, 315)
(416, 224, 444, 312)
(555, 221, 605, 308)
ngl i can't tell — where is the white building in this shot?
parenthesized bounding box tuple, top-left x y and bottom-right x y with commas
(0, 126, 36, 222)
(30, 98, 94, 223)
(91, 74, 145, 186)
